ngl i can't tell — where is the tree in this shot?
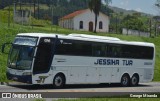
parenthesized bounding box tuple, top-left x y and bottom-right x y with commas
(155, 0, 160, 9)
(122, 14, 144, 32)
(88, 0, 111, 33)
(155, 0, 160, 18)
(0, 0, 12, 9)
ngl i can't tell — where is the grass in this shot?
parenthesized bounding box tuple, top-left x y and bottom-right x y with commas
(0, 10, 13, 23)
(56, 98, 160, 101)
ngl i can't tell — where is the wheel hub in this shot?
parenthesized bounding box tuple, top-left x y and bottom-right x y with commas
(55, 76, 62, 86)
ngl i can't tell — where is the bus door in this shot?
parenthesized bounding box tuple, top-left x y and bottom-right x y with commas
(32, 37, 55, 84)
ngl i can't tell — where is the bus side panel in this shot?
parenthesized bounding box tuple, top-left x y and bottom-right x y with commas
(141, 68, 154, 83)
(51, 56, 154, 85)
(98, 67, 112, 83)
(52, 55, 89, 84)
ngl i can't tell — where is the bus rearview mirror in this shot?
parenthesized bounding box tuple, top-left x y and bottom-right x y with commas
(2, 43, 12, 54)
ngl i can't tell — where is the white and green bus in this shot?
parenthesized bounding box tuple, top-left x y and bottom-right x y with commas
(3, 33, 155, 88)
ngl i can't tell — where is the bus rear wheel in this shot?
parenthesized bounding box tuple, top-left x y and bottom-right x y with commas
(121, 74, 130, 87)
(53, 74, 65, 89)
(130, 74, 139, 86)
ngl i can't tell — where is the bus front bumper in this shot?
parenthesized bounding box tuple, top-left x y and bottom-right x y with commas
(6, 72, 32, 84)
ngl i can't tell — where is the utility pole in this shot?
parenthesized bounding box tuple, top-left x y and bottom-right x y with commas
(51, 0, 54, 31)
(127, 20, 129, 35)
(13, 3, 15, 27)
(19, 0, 21, 11)
(22, 10, 23, 25)
(8, 3, 11, 27)
(116, 14, 118, 34)
(155, 22, 157, 37)
(29, 0, 31, 27)
(0, 7, 2, 28)
(149, 18, 152, 37)
(37, 0, 40, 19)
(33, 0, 35, 18)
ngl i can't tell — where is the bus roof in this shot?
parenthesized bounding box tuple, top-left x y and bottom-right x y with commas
(68, 34, 121, 41)
(17, 33, 155, 47)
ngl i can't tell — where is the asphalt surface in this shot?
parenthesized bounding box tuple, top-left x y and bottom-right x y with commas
(0, 82, 160, 98)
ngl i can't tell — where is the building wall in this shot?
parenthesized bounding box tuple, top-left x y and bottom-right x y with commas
(14, 10, 30, 24)
(73, 9, 109, 32)
(59, 18, 74, 29)
(59, 9, 109, 32)
(122, 28, 150, 37)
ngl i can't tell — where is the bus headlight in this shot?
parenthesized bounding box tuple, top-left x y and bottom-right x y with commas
(22, 72, 32, 75)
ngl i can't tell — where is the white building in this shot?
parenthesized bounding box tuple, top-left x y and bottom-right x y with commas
(59, 9, 110, 32)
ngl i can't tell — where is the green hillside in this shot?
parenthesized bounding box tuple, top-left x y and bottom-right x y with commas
(108, 6, 153, 17)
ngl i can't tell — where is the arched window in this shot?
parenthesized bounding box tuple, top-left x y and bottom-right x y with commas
(79, 21, 83, 29)
(99, 21, 103, 29)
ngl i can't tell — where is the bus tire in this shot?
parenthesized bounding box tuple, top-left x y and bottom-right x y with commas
(130, 74, 139, 86)
(121, 74, 130, 87)
(53, 74, 65, 89)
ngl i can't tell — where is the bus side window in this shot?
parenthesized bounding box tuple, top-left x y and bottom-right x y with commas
(92, 44, 99, 57)
(107, 45, 121, 58)
(56, 39, 92, 56)
(92, 44, 105, 57)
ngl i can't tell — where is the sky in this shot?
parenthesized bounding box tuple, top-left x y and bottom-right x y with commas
(110, 0, 159, 15)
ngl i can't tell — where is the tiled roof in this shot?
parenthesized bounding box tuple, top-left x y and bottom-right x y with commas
(62, 9, 87, 19)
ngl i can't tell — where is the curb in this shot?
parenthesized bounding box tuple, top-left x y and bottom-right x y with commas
(0, 82, 9, 85)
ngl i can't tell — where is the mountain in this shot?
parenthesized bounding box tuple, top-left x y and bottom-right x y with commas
(109, 6, 153, 17)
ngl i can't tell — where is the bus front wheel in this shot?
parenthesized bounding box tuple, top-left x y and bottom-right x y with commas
(53, 74, 65, 88)
(121, 74, 130, 87)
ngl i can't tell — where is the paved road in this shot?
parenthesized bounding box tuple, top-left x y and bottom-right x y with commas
(0, 82, 160, 98)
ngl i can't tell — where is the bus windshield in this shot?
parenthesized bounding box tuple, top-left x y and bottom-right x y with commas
(8, 45, 35, 70)
(8, 37, 37, 70)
